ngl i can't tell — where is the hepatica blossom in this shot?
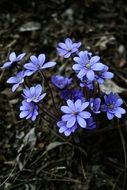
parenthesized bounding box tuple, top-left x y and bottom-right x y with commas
(73, 51, 104, 81)
(20, 100, 38, 121)
(57, 38, 81, 58)
(51, 75, 72, 89)
(23, 84, 46, 103)
(57, 99, 91, 136)
(7, 71, 25, 92)
(101, 92, 126, 120)
(57, 120, 77, 136)
(60, 89, 83, 101)
(2, 52, 26, 68)
(1, 37, 126, 136)
(24, 54, 56, 76)
(89, 98, 101, 114)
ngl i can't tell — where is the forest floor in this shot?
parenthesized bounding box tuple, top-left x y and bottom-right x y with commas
(0, 0, 127, 189)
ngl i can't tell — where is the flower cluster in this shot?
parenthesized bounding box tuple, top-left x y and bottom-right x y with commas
(1, 37, 126, 137)
(20, 84, 46, 121)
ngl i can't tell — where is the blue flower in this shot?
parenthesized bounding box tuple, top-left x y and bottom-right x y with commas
(57, 38, 81, 58)
(60, 99, 91, 129)
(24, 54, 56, 76)
(80, 76, 94, 90)
(57, 120, 77, 136)
(95, 65, 114, 84)
(89, 98, 101, 114)
(101, 92, 126, 120)
(51, 75, 72, 89)
(19, 100, 38, 121)
(60, 89, 83, 101)
(7, 71, 25, 92)
(73, 51, 105, 81)
(2, 52, 26, 68)
(23, 84, 46, 103)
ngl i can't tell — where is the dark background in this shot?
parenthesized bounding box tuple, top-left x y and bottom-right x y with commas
(0, 0, 127, 190)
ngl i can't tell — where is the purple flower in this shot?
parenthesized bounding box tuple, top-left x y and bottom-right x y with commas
(23, 84, 46, 103)
(51, 75, 72, 89)
(60, 89, 83, 101)
(7, 71, 25, 92)
(101, 92, 126, 120)
(80, 76, 94, 90)
(61, 99, 91, 128)
(86, 117, 96, 129)
(95, 65, 114, 84)
(24, 54, 56, 76)
(73, 51, 105, 81)
(89, 98, 101, 114)
(57, 38, 81, 58)
(19, 100, 38, 121)
(57, 120, 77, 136)
(2, 52, 26, 68)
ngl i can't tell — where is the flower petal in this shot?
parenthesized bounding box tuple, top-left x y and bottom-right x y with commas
(16, 53, 26, 61)
(41, 61, 56, 69)
(92, 63, 104, 71)
(77, 116, 86, 128)
(107, 112, 114, 120)
(30, 55, 38, 64)
(80, 102, 89, 111)
(66, 116, 76, 128)
(38, 54, 45, 66)
(86, 70, 95, 81)
(61, 106, 72, 113)
(90, 56, 100, 64)
(12, 84, 19, 92)
(79, 111, 91, 119)
(67, 100, 75, 110)
(9, 52, 16, 62)
(2, 62, 12, 68)
(7, 77, 18, 83)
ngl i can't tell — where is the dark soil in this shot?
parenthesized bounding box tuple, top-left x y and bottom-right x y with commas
(0, 0, 127, 190)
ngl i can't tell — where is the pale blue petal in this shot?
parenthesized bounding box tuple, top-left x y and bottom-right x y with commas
(30, 55, 38, 64)
(58, 43, 67, 49)
(2, 62, 12, 68)
(67, 100, 75, 110)
(77, 116, 86, 128)
(61, 106, 72, 113)
(64, 52, 71, 58)
(7, 77, 18, 83)
(16, 53, 26, 61)
(19, 111, 29, 118)
(117, 107, 125, 114)
(90, 56, 100, 64)
(62, 114, 72, 121)
(64, 129, 71, 136)
(107, 112, 114, 120)
(86, 70, 95, 81)
(72, 64, 82, 70)
(9, 52, 16, 62)
(75, 99, 82, 110)
(38, 54, 45, 66)
(66, 116, 76, 128)
(92, 63, 104, 71)
(79, 111, 91, 119)
(65, 38, 72, 46)
(80, 102, 89, 111)
(12, 84, 19, 92)
(41, 61, 56, 69)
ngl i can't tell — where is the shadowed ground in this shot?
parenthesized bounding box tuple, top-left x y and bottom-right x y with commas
(0, 0, 127, 189)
